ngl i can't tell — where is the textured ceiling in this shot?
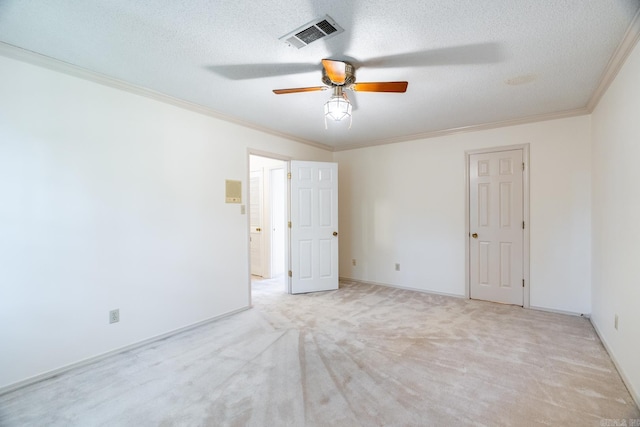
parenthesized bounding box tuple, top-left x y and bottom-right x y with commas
(1, 1, 639, 150)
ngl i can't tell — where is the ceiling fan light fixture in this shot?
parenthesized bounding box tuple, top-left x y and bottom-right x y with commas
(324, 86, 352, 129)
(324, 94, 352, 121)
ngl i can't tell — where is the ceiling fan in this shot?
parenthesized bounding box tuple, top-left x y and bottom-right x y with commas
(273, 59, 408, 126)
(207, 42, 501, 127)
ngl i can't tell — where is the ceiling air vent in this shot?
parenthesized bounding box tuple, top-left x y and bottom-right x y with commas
(280, 15, 344, 49)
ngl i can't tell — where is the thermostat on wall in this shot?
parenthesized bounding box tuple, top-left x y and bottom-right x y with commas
(225, 180, 242, 203)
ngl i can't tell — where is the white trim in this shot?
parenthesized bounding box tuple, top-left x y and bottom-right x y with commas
(339, 277, 465, 299)
(247, 150, 292, 302)
(529, 305, 588, 318)
(341, 278, 592, 319)
(0, 42, 332, 153)
(247, 149, 292, 163)
(4, 18, 639, 156)
(333, 109, 588, 152)
(333, 11, 640, 153)
(587, 8, 640, 112)
(3, 6, 640, 156)
(590, 319, 640, 409)
(0, 306, 250, 396)
(464, 144, 531, 308)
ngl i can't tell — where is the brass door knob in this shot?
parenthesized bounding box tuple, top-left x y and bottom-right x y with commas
(471, 233, 478, 238)
(256, 228, 261, 232)
(333, 231, 338, 236)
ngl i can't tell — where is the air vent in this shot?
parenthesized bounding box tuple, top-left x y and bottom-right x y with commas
(280, 15, 344, 49)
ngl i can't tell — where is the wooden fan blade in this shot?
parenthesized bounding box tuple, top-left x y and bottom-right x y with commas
(322, 59, 347, 84)
(352, 82, 408, 93)
(273, 86, 327, 95)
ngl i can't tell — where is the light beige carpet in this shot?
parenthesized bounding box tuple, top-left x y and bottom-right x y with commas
(1, 280, 638, 426)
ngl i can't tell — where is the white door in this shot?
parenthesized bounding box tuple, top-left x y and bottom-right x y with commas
(249, 169, 264, 277)
(290, 161, 339, 294)
(469, 149, 523, 305)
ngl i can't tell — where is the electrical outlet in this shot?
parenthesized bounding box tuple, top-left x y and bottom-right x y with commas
(352, 259, 356, 266)
(395, 263, 400, 271)
(614, 314, 618, 330)
(110, 309, 120, 324)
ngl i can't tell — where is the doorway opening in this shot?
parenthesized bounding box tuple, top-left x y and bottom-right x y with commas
(248, 154, 288, 296)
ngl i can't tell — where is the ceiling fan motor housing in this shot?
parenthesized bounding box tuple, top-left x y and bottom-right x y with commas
(322, 62, 355, 86)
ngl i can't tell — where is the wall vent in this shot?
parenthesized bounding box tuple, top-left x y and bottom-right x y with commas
(280, 15, 344, 49)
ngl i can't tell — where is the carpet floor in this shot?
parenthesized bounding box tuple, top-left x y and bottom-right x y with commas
(1, 279, 638, 426)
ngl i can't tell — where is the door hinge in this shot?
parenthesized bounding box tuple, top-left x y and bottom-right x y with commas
(288, 221, 292, 228)
(522, 279, 525, 288)
(522, 162, 525, 171)
(287, 172, 292, 179)
(522, 221, 525, 229)
(288, 270, 292, 277)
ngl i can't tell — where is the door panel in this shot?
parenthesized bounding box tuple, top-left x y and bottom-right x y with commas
(469, 149, 523, 305)
(290, 161, 339, 294)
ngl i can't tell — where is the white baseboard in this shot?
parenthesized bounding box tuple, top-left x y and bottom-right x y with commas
(529, 304, 589, 318)
(339, 276, 465, 299)
(0, 306, 250, 396)
(590, 318, 640, 410)
(340, 277, 638, 409)
(340, 278, 590, 317)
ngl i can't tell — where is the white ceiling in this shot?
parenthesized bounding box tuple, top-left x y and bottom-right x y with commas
(1, 1, 639, 150)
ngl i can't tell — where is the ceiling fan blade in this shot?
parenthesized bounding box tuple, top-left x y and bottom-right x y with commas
(322, 59, 347, 84)
(273, 86, 327, 95)
(351, 82, 408, 93)
(358, 43, 503, 69)
(206, 63, 318, 80)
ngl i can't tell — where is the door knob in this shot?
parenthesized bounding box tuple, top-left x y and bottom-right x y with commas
(471, 233, 478, 239)
(333, 231, 338, 236)
(256, 228, 261, 232)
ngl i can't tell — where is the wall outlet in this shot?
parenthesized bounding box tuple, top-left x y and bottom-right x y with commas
(614, 314, 618, 330)
(352, 259, 356, 266)
(110, 309, 120, 324)
(395, 263, 400, 271)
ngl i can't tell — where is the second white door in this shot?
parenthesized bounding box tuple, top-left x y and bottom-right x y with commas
(469, 149, 524, 305)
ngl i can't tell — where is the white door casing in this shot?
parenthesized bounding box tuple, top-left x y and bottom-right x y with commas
(469, 149, 524, 305)
(290, 161, 339, 294)
(249, 169, 264, 277)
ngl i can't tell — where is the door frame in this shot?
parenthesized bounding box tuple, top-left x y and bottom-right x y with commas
(464, 144, 530, 308)
(249, 168, 265, 278)
(247, 149, 291, 306)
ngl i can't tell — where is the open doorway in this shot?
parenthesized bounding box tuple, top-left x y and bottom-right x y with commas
(249, 154, 288, 294)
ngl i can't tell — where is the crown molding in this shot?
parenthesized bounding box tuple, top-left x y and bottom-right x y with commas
(335, 11, 640, 153)
(3, 6, 639, 156)
(333, 108, 589, 152)
(0, 42, 333, 153)
(587, 8, 640, 112)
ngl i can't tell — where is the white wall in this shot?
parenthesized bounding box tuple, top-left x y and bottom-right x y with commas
(335, 116, 592, 314)
(0, 54, 331, 389)
(591, 39, 640, 404)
